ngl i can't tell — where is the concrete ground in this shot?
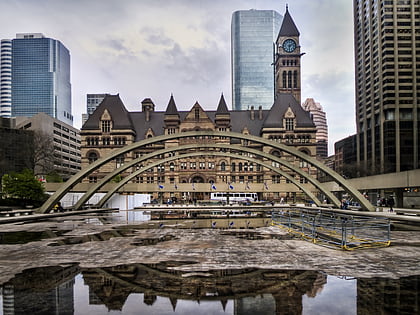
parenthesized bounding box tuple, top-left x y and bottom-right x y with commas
(0, 212, 419, 285)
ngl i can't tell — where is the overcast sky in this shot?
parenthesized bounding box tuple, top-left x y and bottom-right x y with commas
(1, 0, 355, 155)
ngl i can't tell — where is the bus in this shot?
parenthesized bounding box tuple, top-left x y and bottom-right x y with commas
(210, 192, 258, 203)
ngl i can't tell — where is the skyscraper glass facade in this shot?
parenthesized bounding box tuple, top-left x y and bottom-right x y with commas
(231, 10, 282, 111)
(10, 33, 72, 125)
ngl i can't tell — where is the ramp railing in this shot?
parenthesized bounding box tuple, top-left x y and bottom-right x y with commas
(272, 208, 391, 250)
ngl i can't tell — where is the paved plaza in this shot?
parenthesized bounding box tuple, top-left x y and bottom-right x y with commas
(0, 213, 419, 285)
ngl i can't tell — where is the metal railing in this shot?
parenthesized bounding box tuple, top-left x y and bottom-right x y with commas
(272, 208, 391, 250)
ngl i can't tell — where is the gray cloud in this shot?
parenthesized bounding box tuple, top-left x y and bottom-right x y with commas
(1, 0, 355, 155)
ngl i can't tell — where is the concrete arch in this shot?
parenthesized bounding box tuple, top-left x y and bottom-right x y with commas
(39, 131, 374, 213)
(72, 143, 340, 210)
(95, 151, 324, 208)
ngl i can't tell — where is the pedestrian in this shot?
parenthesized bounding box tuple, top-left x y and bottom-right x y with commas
(387, 195, 395, 212)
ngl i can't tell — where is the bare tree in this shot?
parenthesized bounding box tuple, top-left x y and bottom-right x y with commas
(33, 131, 56, 177)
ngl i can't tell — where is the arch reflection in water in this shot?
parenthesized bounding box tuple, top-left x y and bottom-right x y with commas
(1, 263, 419, 314)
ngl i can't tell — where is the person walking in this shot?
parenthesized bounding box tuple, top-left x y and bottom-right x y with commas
(387, 195, 395, 212)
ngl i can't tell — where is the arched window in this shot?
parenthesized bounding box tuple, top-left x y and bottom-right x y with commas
(88, 152, 98, 164)
(282, 71, 287, 88)
(271, 150, 281, 158)
(169, 163, 175, 172)
(244, 163, 248, 171)
(288, 71, 292, 88)
(231, 162, 236, 172)
(239, 163, 243, 171)
(293, 70, 298, 88)
(221, 162, 226, 171)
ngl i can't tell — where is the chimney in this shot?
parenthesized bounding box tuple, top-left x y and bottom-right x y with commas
(258, 106, 263, 120)
(145, 109, 150, 122)
(250, 106, 255, 120)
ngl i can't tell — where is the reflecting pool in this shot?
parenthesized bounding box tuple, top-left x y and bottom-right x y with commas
(1, 263, 419, 315)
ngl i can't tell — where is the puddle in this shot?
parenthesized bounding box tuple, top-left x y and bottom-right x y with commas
(220, 230, 293, 240)
(47, 228, 177, 246)
(1, 262, 419, 314)
(0, 230, 69, 245)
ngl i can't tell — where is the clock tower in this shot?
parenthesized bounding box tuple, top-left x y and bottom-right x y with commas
(275, 6, 303, 103)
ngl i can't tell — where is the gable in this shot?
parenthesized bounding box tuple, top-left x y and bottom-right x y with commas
(180, 102, 215, 131)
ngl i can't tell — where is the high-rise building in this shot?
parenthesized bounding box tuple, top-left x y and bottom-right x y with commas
(16, 113, 81, 180)
(82, 93, 108, 125)
(302, 98, 328, 159)
(6, 33, 72, 125)
(354, 0, 419, 174)
(0, 39, 12, 117)
(231, 9, 282, 110)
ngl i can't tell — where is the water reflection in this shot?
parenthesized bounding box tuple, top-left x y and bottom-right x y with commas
(1, 263, 419, 315)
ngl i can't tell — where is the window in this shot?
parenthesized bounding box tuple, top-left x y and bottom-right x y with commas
(208, 162, 215, 169)
(101, 120, 111, 133)
(88, 152, 98, 164)
(102, 137, 110, 146)
(168, 128, 176, 134)
(180, 162, 187, 170)
(221, 162, 226, 171)
(282, 71, 287, 87)
(195, 108, 200, 120)
(231, 163, 236, 171)
(285, 118, 294, 130)
(190, 162, 196, 169)
(115, 156, 124, 168)
(169, 163, 175, 171)
(199, 162, 205, 169)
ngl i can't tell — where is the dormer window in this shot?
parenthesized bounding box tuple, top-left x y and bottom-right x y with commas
(101, 120, 111, 133)
(285, 118, 294, 130)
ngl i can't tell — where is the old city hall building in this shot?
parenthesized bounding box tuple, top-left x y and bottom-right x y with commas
(80, 8, 319, 203)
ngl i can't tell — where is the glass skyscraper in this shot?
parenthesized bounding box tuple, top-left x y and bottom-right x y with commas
(231, 9, 282, 110)
(8, 33, 72, 125)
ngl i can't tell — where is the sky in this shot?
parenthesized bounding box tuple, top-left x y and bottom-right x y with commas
(0, 0, 356, 155)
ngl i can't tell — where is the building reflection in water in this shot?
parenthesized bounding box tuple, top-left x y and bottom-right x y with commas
(2, 264, 78, 315)
(0, 262, 419, 314)
(357, 275, 420, 315)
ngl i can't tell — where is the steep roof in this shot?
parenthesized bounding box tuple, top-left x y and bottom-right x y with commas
(216, 94, 229, 114)
(278, 6, 300, 37)
(263, 93, 315, 128)
(82, 94, 134, 130)
(165, 94, 179, 115)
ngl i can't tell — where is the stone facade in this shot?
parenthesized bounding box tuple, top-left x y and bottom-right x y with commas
(80, 93, 317, 202)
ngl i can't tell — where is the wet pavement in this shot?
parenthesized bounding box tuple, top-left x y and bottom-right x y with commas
(0, 212, 419, 286)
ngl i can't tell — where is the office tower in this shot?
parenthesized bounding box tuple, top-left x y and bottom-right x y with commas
(354, 0, 419, 174)
(16, 113, 81, 179)
(274, 6, 302, 104)
(302, 98, 328, 159)
(82, 93, 108, 125)
(231, 9, 282, 110)
(10, 33, 72, 125)
(0, 39, 12, 117)
(87, 93, 107, 116)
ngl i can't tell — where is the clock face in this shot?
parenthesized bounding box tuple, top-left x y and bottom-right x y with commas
(283, 39, 296, 53)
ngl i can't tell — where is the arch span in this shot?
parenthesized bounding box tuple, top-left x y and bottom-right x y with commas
(94, 151, 325, 208)
(73, 143, 340, 210)
(39, 131, 374, 213)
